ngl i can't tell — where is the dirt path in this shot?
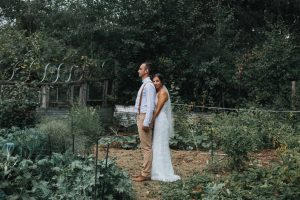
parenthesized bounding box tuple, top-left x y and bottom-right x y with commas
(97, 148, 212, 199)
(97, 148, 276, 200)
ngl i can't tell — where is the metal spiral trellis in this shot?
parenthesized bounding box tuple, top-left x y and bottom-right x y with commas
(1, 60, 85, 84)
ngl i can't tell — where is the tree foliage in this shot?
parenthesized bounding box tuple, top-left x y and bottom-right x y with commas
(0, 0, 299, 108)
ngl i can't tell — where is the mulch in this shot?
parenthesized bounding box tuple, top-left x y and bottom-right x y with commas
(96, 148, 277, 200)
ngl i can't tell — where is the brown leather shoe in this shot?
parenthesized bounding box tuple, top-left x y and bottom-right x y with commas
(131, 173, 142, 178)
(133, 175, 151, 182)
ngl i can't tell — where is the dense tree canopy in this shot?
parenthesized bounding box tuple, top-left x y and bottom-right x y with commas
(0, 0, 299, 108)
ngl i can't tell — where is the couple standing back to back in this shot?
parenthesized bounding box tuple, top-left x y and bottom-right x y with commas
(133, 62, 180, 182)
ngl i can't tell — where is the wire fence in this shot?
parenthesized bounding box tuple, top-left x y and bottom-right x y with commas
(172, 103, 300, 113)
(114, 103, 300, 113)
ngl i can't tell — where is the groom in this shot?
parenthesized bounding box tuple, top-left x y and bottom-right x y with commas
(132, 62, 156, 182)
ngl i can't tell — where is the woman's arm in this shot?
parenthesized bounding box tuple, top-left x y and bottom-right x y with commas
(152, 90, 168, 122)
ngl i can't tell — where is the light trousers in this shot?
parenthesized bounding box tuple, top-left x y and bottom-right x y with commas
(137, 113, 153, 177)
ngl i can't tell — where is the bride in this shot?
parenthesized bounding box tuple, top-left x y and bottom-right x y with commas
(151, 73, 180, 182)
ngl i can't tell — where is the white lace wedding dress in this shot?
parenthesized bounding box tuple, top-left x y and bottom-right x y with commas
(151, 87, 180, 182)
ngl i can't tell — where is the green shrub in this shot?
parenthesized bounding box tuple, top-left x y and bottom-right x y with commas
(221, 150, 300, 199)
(161, 173, 216, 200)
(248, 111, 299, 149)
(161, 150, 300, 200)
(0, 83, 39, 128)
(171, 107, 214, 150)
(70, 106, 105, 149)
(37, 117, 72, 153)
(99, 135, 139, 149)
(213, 111, 262, 170)
(1, 126, 133, 199)
(213, 110, 299, 170)
(0, 100, 38, 128)
(96, 159, 134, 200)
(268, 113, 300, 149)
(0, 151, 134, 199)
(2, 128, 48, 159)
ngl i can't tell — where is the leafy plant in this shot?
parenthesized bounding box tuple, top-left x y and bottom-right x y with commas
(3, 128, 48, 159)
(221, 150, 300, 199)
(96, 159, 134, 200)
(161, 173, 215, 200)
(161, 150, 300, 200)
(213, 111, 262, 170)
(213, 110, 299, 170)
(0, 149, 134, 199)
(0, 83, 39, 128)
(37, 117, 72, 153)
(171, 106, 215, 150)
(70, 106, 104, 149)
(99, 135, 139, 149)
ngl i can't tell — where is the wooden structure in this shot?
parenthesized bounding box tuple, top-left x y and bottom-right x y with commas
(0, 60, 114, 120)
(39, 81, 110, 109)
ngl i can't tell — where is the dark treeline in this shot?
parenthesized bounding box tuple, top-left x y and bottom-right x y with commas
(0, 0, 299, 109)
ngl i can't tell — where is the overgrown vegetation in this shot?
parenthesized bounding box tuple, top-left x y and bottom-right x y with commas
(0, 84, 39, 128)
(160, 109, 300, 199)
(0, 0, 300, 199)
(0, 126, 134, 199)
(161, 150, 300, 199)
(70, 106, 104, 149)
(212, 110, 299, 170)
(171, 106, 215, 151)
(0, 150, 134, 199)
(37, 117, 72, 153)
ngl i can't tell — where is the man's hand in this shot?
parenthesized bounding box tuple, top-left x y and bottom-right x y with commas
(142, 125, 150, 132)
(149, 119, 155, 129)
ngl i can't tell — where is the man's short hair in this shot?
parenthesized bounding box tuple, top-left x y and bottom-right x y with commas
(142, 62, 152, 74)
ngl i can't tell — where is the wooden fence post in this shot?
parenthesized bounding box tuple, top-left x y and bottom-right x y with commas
(41, 85, 49, 109)
(291, 81, 296, 110)
(79, 83, 87, 106)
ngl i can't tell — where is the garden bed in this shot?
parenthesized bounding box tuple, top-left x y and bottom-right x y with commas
(96, 148, 277, 200)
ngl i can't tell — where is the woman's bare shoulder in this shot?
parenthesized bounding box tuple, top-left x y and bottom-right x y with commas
(158, 88, 169, 100)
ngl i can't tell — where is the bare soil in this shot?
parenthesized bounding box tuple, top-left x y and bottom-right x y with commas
(97, 148, 277, 200)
